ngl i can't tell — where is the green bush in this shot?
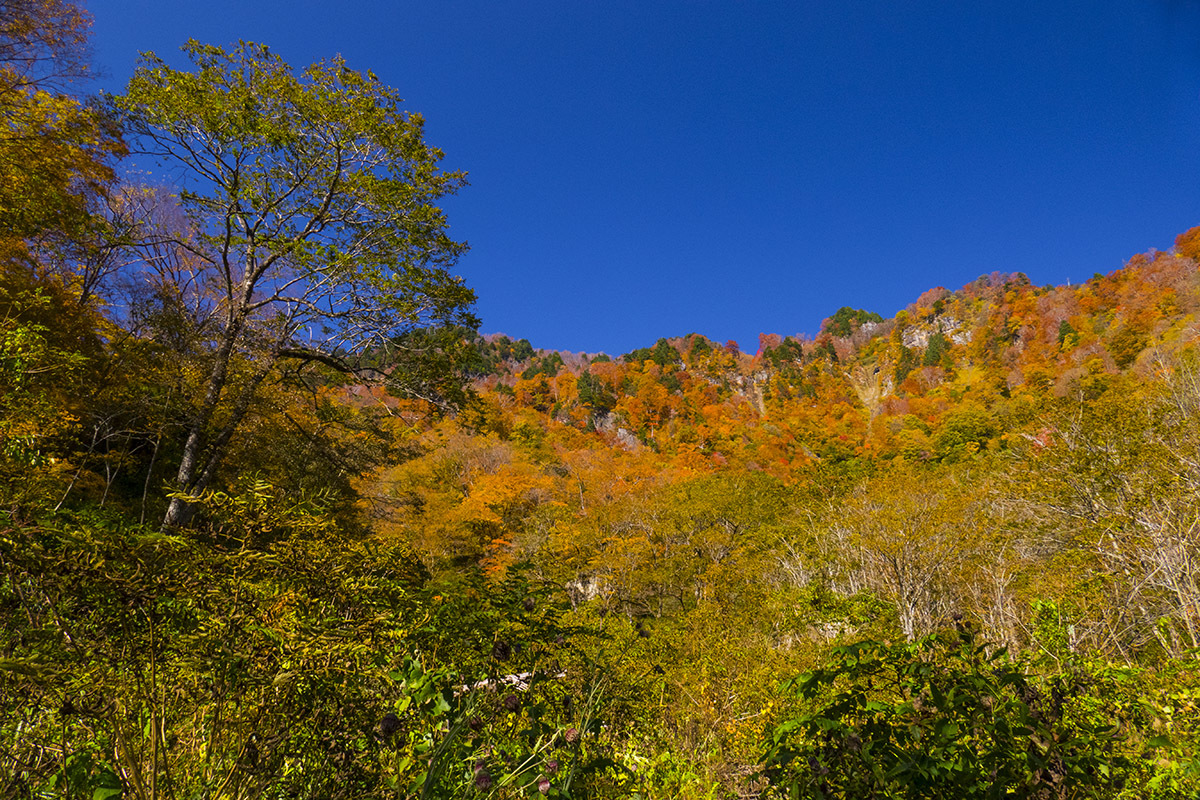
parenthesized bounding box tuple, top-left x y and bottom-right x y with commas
(764, 629, 1132, 799)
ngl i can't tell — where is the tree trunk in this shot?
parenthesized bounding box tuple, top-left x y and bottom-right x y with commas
(162, 317, 244, 528)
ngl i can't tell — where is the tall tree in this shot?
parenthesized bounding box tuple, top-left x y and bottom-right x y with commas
(0, 0, 121, 258)
(116, 41, 477, 527)
(0, 0, 123, 509)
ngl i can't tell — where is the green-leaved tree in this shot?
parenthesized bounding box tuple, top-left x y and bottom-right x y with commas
(115, 41, 478, 527)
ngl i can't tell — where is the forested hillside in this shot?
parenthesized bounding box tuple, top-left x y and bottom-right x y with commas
(5, 2, 1200, 798)
(359, 231, 1200, 798)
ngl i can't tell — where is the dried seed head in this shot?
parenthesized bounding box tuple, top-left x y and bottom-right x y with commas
(523, 597, 535, 612)
(503, 694, 520, 712)
(491, 640, 512, 662)
(564, 727, 580, 744)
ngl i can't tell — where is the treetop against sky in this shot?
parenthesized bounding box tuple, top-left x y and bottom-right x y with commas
(86, 0, 1200, 353)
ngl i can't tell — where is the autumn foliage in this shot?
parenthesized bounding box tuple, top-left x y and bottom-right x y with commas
(6, 1, 1200, 796)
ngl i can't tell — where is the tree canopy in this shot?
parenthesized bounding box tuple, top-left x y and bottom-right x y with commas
(114, 41, 478, 526)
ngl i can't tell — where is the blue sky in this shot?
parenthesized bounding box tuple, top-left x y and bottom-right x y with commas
(85, 0, 1200, 354)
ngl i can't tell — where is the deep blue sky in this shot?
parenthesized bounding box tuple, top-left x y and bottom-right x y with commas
(85, 0, 1200, 354)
